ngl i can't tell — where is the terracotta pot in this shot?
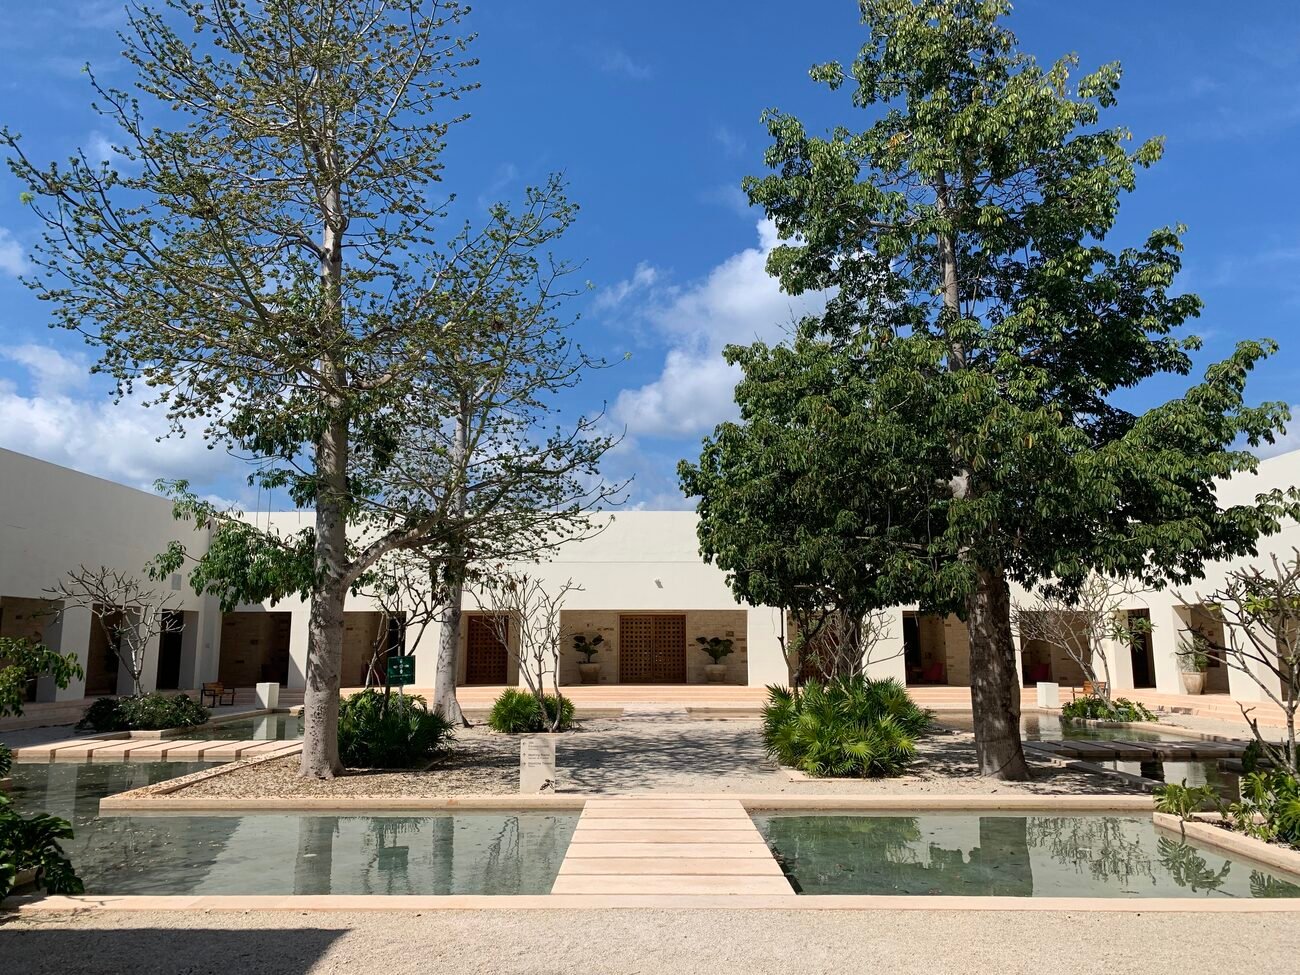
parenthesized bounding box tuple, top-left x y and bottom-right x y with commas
(704, 664, 728, 683)
(577, 662, 601, 685)
(1181, 671, 1206, 695)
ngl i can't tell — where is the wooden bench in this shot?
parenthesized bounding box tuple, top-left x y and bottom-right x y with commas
(200, 682, 235, 707)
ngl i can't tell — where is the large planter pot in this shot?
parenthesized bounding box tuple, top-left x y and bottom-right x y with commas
(704, 664, 728, 683)
(577, 662, 601, 685)
(1181, 671, 1206, 695)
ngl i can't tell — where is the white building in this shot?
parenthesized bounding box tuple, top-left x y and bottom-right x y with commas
(1, 445, 1295, 704)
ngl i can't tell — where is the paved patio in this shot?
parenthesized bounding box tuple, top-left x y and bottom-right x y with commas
(4, 907, 1297, 974)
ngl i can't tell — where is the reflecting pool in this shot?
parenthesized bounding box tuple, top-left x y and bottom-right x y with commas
(752, 813, 1300, 898)
(7, 763, 576, 895)
(189, 713, 302, 740)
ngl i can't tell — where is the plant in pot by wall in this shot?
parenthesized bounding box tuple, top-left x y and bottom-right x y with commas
(1177, 634, 1210, 695)
(696, 636, 734, 683)
(573, 633, 604, 684)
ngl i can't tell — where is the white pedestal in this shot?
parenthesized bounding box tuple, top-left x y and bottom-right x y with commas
(1036, 681, 1060, 709)
(519, 735, 558, 793)
(255, 682, 280, 709)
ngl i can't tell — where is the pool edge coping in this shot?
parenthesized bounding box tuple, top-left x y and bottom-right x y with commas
(8, 892, 1300, 913)
(95, 792, 1159, 814)
(1153, 811, 1300, 879)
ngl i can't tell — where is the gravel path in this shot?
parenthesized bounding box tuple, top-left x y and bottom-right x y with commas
(3, 908, 1296, 975)
(153, 719, 1147, 799)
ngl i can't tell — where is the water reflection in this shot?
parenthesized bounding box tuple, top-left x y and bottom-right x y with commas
(753, 813, 1300, 898)
(8, 764, 575, 895)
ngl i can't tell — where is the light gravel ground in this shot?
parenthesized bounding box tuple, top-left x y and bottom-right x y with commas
(156, 718, 1146, 799)
(4, 908, 1298, 975)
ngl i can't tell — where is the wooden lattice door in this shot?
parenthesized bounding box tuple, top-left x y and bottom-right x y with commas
(465, 615, 508, 685)
(619, 614, 687, 683)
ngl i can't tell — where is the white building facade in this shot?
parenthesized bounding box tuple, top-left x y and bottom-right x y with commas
(1, 445, 1296, 703)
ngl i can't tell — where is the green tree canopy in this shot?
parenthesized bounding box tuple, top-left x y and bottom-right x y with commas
(685, 0, 1295, 778)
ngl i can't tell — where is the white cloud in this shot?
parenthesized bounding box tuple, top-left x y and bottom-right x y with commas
(712, 125, 746, 158)
(0, 227, 30, 278)
(0, 345, 243, 492)
(1255, 409, 1300, 459)
(476, 162, 519, 210)
(2, 344, 91, 393)
(698, 184, 751, 219)
(87, 131, 117, 166)
(608, 220, 827, 442)
(593, 261, 658, 312)
(595, 47, 652, 81)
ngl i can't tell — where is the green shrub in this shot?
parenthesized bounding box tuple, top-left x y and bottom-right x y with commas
(486, 688, 575, 734)
(0, 743, 11, 779)
(1228, 771, 1300, 848)
(1154, 779, 1222, 820)
(337, 689, 454, 769)
(1060, 696, 1156, 723)
(0, 792, 83, 900)
(77, 693, 210, 732)
(762, 676, 933, 778)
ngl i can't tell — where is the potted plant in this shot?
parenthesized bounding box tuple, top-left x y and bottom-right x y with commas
(696, 636, 734, 683)
(573, 633, 604, 684)
(1177, 635, 1209, 695)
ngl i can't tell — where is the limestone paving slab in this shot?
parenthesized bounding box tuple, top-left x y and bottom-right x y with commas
(554, 796, 793, 896)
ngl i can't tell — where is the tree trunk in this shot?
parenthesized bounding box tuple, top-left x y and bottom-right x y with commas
(967, 564, 1030, 780)
(300, 411, 349, 779)
(433, 580, 467, 726)
(431, 399, 471, 727)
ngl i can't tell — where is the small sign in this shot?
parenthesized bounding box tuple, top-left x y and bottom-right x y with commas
(386, 655, 415, 686)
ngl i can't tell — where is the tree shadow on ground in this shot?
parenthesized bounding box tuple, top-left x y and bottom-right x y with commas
(557, 720, 783, 792)
(0, 922, 347, 975)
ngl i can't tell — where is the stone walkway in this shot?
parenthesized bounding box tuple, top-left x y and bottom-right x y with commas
(1031, 739, 1245, 761)
(552, 796, 793, 896)
(12, 737, 302, 763)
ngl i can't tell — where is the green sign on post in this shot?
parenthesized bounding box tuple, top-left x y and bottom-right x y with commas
(386, 655, 415, 686)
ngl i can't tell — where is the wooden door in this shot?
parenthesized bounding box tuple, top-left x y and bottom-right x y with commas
(619, 614, 687, 683)
(465, 615, 508, 685)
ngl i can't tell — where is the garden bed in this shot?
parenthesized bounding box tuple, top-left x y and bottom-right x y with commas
(115, 726, 520, 803)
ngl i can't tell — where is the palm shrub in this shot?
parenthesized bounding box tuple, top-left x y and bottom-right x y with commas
(762, 676, 932, 778)
(487, 688, 575, 734)
(337, 689, 454, 769)
(0, 792, 83, 900)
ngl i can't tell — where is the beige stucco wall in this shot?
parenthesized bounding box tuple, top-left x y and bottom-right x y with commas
(5, 444, 1300, 696)
(556, 609, 749, 685)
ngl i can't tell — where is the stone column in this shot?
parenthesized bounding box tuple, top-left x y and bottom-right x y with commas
(865, 607, 908, 683)
(745, 606, 789, 686)
(35, 603, 90, 702)
(406, 617, 442, 693)
(287, 602, 312, 690)
(1149, 604, 1185, 694)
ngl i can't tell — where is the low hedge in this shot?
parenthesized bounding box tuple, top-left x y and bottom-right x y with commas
(1060, 695, 1156, 723)
(77, 693, 210, 732)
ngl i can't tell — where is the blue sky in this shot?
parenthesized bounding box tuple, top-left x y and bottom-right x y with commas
(2, 1, 1300, 511)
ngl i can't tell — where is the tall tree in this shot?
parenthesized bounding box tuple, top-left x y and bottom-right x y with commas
(693, 0, 1294, 778)
(378, 190, 624, 723)
(4, 0, 481, 778)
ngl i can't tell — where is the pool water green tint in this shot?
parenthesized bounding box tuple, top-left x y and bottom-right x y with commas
(752, 813, 1300, 898)
(7, 763, 576, 896)
(189, 713, 302, 740)
(934, 715, 1241, 798)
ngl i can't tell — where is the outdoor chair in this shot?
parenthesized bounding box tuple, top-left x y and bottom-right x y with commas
(201, 682, 236, 707)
